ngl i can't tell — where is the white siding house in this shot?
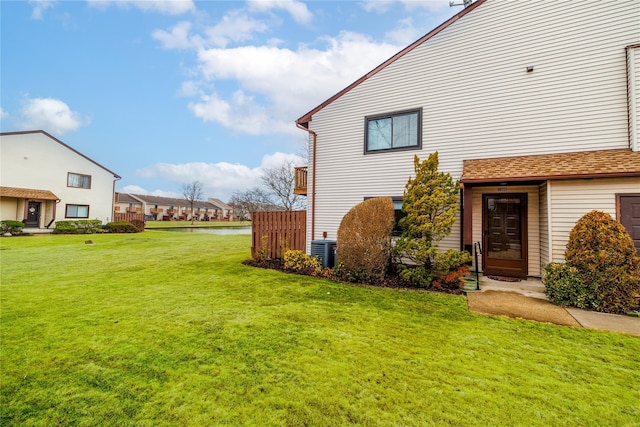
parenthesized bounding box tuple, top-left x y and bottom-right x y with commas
(0, 130, 120, 230)
(296, 0, 640, 278)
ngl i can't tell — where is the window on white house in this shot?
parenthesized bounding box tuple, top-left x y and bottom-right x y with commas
(67, 173, 91, 189)
(365, 109, 421, 153)
(65, 204, 89, 218)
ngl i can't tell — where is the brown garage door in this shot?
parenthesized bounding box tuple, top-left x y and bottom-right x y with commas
(619, 194, 640, 253)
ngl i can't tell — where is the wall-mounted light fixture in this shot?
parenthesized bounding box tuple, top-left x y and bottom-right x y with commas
(526, 66, 534, 73)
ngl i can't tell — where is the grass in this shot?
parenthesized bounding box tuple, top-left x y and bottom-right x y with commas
(144, 220, 251, 229)
(1, 232, 639, 426)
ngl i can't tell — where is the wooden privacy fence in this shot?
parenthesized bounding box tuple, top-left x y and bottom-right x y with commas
(251, 210, 306, 259)
(114, 212, 145, 225)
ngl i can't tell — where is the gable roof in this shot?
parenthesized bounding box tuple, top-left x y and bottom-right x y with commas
(208, 198, 231, 210)
(124, 193, 221, 210)
(0, 130, 121, 179)
(296, 0, 486, 126)
(461, 149, 640, 183)
(0, 186, 60, 200)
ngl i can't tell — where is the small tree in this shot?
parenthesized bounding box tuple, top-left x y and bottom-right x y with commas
(181, 181, 203, 225)
(394, 152, 468, 287)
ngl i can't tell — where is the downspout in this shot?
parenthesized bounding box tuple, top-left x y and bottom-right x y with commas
(112, 176, 121, 223)
(47, 199, 60, 228)
(296, 122, 317, 242)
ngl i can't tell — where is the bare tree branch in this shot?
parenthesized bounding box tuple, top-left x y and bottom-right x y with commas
(181, 181, 203, 225)
(261, 159, 306, 211)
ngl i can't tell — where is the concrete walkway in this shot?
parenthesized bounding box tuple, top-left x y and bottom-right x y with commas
(466, 275, 640, 336)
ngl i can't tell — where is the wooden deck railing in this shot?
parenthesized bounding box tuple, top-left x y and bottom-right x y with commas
(251, 210, 306, 259)
(294, 166, 308, 195)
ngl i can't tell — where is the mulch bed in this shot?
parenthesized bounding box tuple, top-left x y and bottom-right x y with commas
(242, 259, 465, 294)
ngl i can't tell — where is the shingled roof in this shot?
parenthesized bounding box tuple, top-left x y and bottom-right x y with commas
(0, 186, 60, 200)
(461, 149, 640, 183)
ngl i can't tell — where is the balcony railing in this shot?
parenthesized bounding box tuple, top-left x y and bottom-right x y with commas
(126, 207, 142, 213)
(294, 166, 308, 195)
(150, 208, 164, 214)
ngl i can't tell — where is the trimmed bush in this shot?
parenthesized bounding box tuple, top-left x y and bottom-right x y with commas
(1, 220, 25, 235)
(336, 197, 395, 283)
(545, 210, 640, 313)
(105, 221, 140, 233)
(283, 249, 322, 276)
(543, 263, 595, 309)
(54, 220, 103, 234)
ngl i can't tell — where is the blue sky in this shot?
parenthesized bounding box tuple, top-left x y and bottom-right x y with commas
(1, 0, 460, 201)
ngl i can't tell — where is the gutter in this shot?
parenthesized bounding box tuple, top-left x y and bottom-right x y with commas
(296, 122, 317, 243)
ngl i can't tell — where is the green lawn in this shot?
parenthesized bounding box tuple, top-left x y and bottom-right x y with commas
(1, 232, 638, 426)
(144, 220, 251, 229)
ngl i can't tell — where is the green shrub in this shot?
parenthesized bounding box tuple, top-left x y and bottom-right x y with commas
(396, 265, 433, 288)
(553, 210, 640, 313)
(1, 220, 25, 235)
(543, 263, 596, 309)
(283, 249, 322, 276)
(336, 197, 395, 283)
(105, 221, 140, 233)
(54, 220, 103, 234)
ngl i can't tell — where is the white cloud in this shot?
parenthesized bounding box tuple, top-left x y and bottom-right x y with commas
(204, 10, 269, 48)
(87, 0, 195, 15)
(29, 0, 55, 19)
(19, 97, 88, 135)
(0, 108, 8, 119)
(134, 152, 305, 201)
(153, 10, 268, 50)
(385, 17, 422, 45)
(361, 0, 451, 13)
(247, 0, 312, 24)
(188, 32, 400, 135)
(152, 21, 202, 50)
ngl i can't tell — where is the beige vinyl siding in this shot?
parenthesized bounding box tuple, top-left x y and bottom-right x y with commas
(471, 185, 541, 277)
(539, 182, 550, 267)
(307, 0, 638, 248)
(548, 177, 640, 262)
(629, 45, 640, 152)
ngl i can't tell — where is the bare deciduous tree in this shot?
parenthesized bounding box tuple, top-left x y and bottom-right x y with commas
(229, 187, 277, 221)
(181, 180, 203, 224)
(261, 159, 306, 211)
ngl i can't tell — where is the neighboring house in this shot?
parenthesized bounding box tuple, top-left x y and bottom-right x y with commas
(115, 193, 233, 221)
(295, 0, 640, 279)
(1, 130, 120, 230)
(207, 198, 233, 221)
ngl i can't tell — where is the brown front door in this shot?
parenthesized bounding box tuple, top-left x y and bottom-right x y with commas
(25, 201, 41, 228)
(619, 194, 640, 253)
(482, 194, 527, 278)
